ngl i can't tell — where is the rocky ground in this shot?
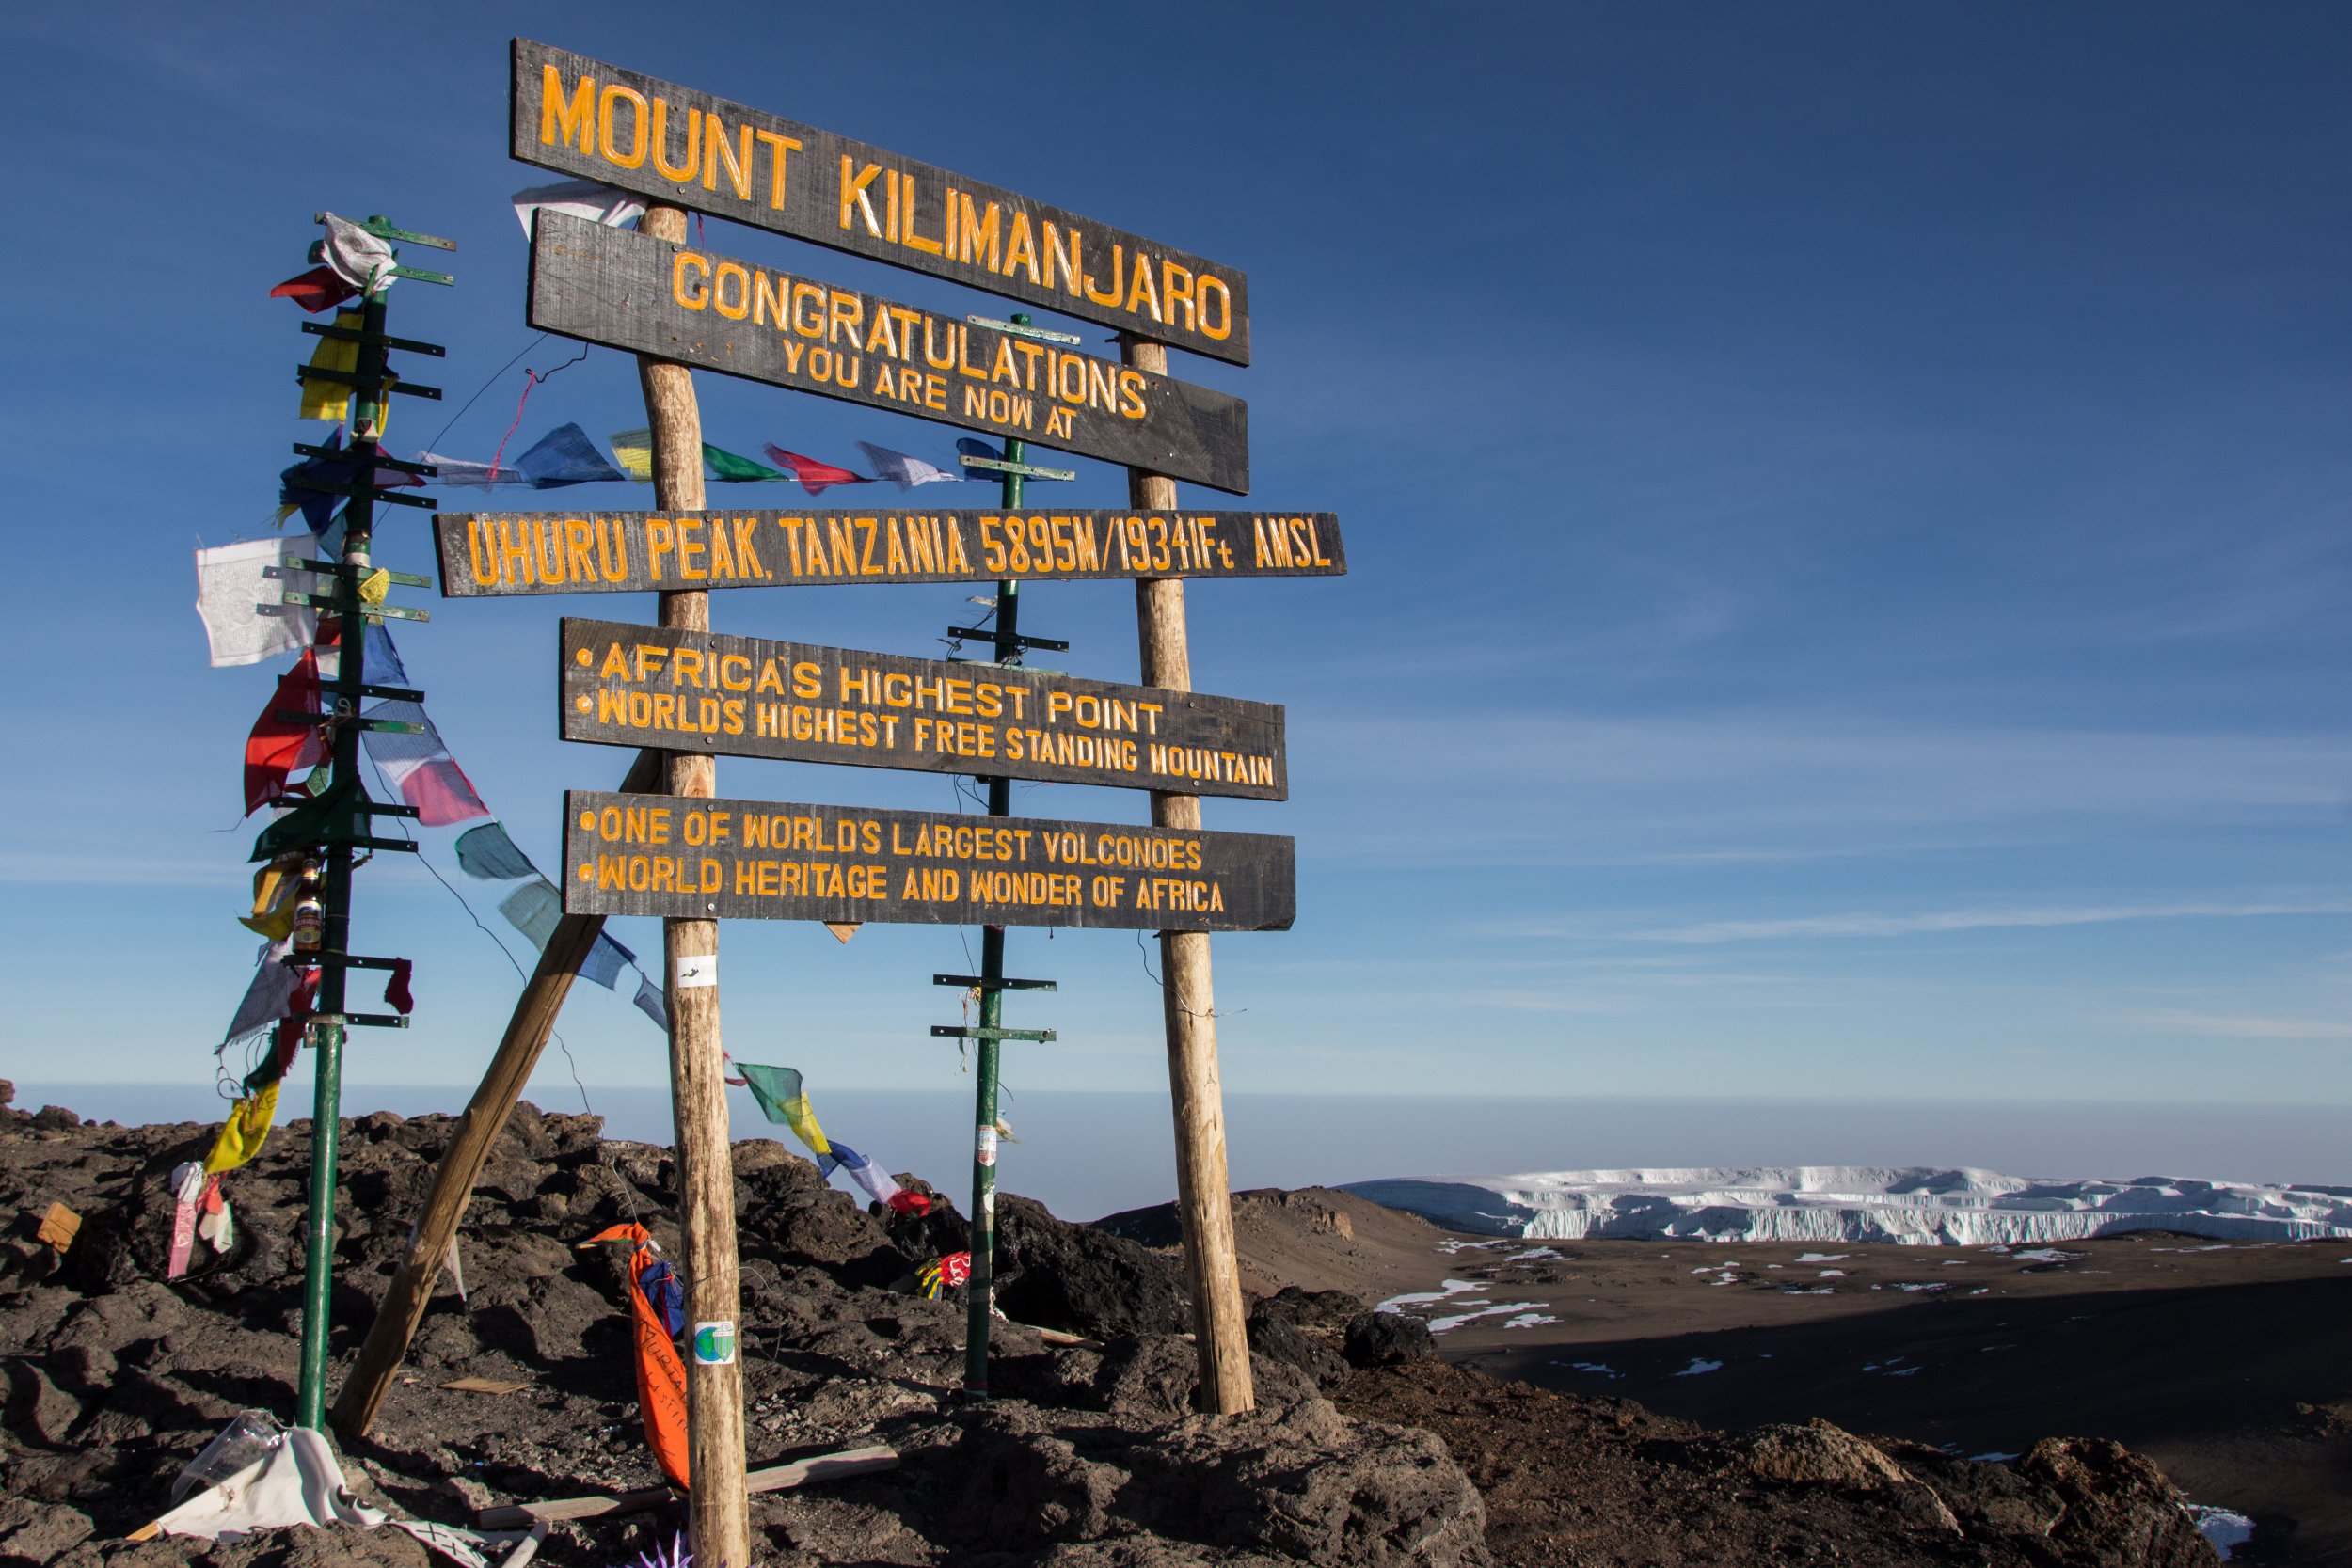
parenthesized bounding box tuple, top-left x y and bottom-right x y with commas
(0, 1089, 2225, 1566)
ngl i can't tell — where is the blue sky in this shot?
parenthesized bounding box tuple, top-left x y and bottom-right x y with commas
(1, 4, 2345, 1115)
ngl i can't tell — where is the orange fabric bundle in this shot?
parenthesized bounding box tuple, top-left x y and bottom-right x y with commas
(581, 1223, 691, 1489)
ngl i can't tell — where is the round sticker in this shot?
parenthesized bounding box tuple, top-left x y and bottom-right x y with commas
(691, 1320, 738, 1366)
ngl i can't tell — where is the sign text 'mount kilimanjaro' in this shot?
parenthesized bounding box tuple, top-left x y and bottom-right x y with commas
(531, 214, 1248, 493)
(437, 506, 1343, 595)
(512, 39, 1249, 366)
(564, 791, 1295, 933)
(562, 619, 1286, 800)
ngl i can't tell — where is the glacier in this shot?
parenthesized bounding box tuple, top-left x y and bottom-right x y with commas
(1341, 1166, 2352, 1245)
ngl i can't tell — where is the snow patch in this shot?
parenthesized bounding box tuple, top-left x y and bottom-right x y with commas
(1343, 1167, 2352, 1244)
(1502, 1312, 1561, 1329)
(1672, 1358, 1724, 1376)
(2188, 1505, 2255, 1559)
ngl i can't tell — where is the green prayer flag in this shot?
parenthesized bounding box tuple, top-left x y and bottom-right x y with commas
(735, 1062, 830, 1158)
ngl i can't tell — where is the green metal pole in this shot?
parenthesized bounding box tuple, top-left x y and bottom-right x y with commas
(964, 316, 1034, 1400)
(296, 287, 386, 1430)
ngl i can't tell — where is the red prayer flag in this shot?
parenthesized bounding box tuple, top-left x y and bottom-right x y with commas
(269, 266, 360, 314)
(244, 652, 326, 816)
(762, 445, 872, 496)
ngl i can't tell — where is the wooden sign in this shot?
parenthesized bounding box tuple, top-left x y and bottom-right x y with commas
(512, 39, 1249, 366)
(563, 790, 1295, 932)
(563, 619, 1285, 800)
(529, 214, 1248, 493)
(437, 506, 1343, 596)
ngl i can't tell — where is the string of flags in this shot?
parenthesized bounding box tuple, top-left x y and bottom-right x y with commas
(730, 1063, 930, 1218)
(413, 421, 1006, 497)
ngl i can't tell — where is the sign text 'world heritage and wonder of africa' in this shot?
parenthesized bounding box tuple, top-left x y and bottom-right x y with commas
(511, 39, 1249, 366)
(561, 619, 1287, 800)
(564, 791, 1295, 933)
(436, 506, 1343, 595)
(529, 214, 1248, 491)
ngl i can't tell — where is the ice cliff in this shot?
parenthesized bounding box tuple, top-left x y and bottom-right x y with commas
(1343, 1165, 2352, 1244)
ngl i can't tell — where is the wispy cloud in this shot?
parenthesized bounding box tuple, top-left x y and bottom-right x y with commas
(2131, 1010, 2352, 1041)
(1542, 898, 2352, 945)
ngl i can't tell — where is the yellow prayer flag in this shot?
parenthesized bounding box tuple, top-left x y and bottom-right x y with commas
(298, 310, 362, 421)
(203, 1083, 281, 1174)
(609, 428, 655, 482)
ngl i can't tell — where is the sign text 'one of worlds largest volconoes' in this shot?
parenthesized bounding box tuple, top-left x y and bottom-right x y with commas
(511, 40, 1249, 366)
(564, 791, 1295, 932)
(529, 214, 1248, 492)
(562, 619, 1286, 800)
(437, 506, 1343, 595)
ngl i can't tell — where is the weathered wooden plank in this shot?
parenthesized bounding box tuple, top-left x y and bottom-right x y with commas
(562, 792, 1295, 933)
(435, 506, 1343, 596)
(511, 40, 1249, 366)
(562, 618, 1287, 800)
(473, 1445, 899, 1529)
(529, 214, 1248, 493)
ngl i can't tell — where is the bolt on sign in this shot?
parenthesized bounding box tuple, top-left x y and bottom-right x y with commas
(563, 619, 1287, 800)
(529, 214, 1248, 492)
(564, 791, 1295, 933)
(437, 506, 1343, 596)
(511, 39, 1249, 366)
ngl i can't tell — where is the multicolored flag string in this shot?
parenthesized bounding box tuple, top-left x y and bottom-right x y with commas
(732, 1063, 907, 1208)
(611, 428, 792, 484)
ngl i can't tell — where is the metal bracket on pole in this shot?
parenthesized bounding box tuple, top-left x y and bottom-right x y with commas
(958, 454, 1076, 483)
(932, 974, 1057, 991)
(946, 626, 1069, 653)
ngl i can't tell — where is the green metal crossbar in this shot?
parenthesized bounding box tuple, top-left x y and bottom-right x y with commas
(964, 314, 1083, 345)
(295, 365, 443, 400)
(933, 974, 1057, 991)
(283, 559, 431, 588)
(300, 321, 446, 357)
(930, 1025, 1057, 1043)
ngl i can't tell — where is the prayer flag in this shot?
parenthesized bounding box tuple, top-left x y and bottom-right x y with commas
(613, 428, 791, 483)
(203, 1085, 280, 1175)
(497, 878, 564, 951)
(735, 1064, 830, 1160)
(762, 446, 870, 495)
(515, 423, 626, 488)
(702, 442, 788, 482)
(361, 701, 491, 826)
(413, 452, 535, 488)
(244, 652, 326, 815)
(195, 536, 320, 669)
(453, 822, 535, 881)
(825, 1141, 903, 1207)
(297, 310, 361, 421)
(316, 214, 395, 294)
(365, 623, 410, 685)
(241, 855, 306, 941)
(223, 942, 300, 1044)
(580, 931, 632, 990)
(269, 266, 358, 314)
(956, 437, 1002, 465)
(634, 974, 669, 1030)
(857, 442, 962, 490)
(512, 179, 646, 238)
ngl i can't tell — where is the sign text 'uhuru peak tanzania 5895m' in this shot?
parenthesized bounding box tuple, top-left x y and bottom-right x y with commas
(512, 39, 1250, 366)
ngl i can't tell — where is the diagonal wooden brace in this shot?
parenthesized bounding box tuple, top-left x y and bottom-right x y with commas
(330, 747, 660, 1441)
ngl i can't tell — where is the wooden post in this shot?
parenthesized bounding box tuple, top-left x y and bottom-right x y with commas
(332, 748, 660, 1442)
(637, 200, 751, 1566)
(1121, 335, 1254, 1415)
